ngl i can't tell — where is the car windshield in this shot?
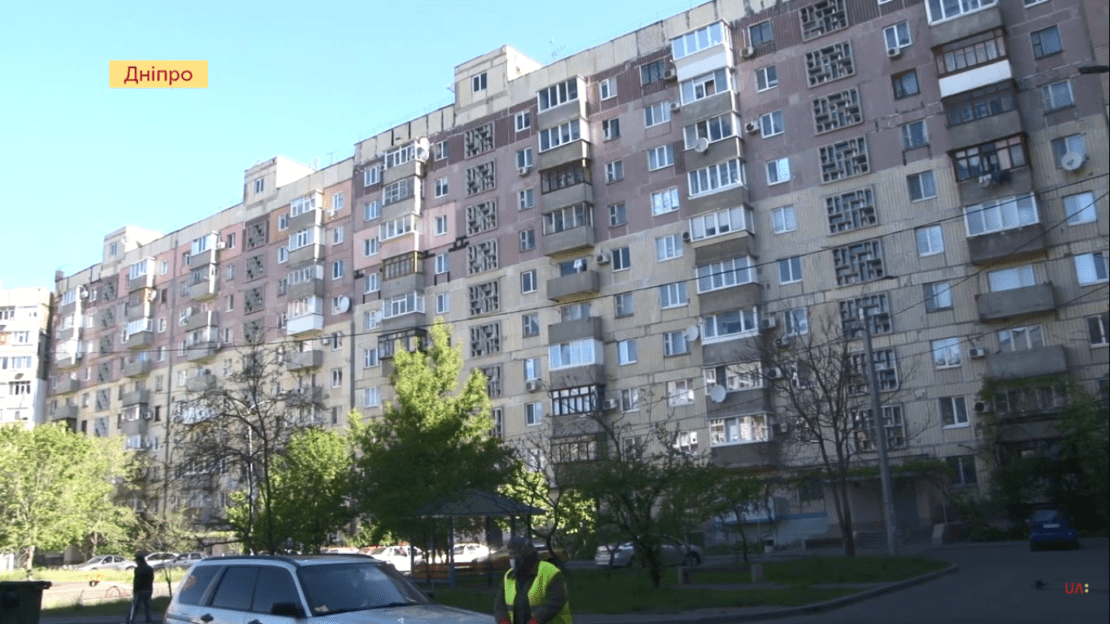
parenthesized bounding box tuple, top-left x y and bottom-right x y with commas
(297, 562, 428, 615)
(1033, 509, 1063, 522)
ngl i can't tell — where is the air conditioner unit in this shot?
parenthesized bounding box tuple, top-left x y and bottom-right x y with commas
(1060, 151, 1088, 172)
(321, 336, 332, 346)
(765, 367, 785, 380)
(669, 100, 681, 113)
(760, 317, 777, 330)
(663, 68, 677, 81)
(596, 251, 611, 265)
(217, 240, 227, 250)
(603, 398, 620, 411)
(142, 410, 152, 420)
(977, 174, 994, 188)
(693, 137, 710, 154)
(745, 121, 760, 134)
(519, 166, 531, 176)
(681, 231, 692, 243)
(775, 336, 793, 349)
(741, 46, 756, 59)
(969, 347, 987, 359)
(78, 287, 90, 300)
(525, 379, 542, 392)
(973, 401, 988, 413)
(886, 47, 902, 59)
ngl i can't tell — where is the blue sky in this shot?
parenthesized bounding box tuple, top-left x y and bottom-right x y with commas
(0, 0, 705, 290)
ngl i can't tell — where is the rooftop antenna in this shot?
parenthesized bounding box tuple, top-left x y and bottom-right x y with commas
(549, 38, 567, 61)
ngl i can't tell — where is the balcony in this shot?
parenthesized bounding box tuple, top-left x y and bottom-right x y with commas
(704, 386, 771, 415)
(55, 377, 82, 394)
(552, 416, 604, 440)
(536, 88, 588, 129)
(287, 313, 324, 336)
(285, 350, 323, 372)
(547, 270, 600, 302)
(56, 325, 82, 342)
(185, 373, 216, 393)
(967, 224, 1047, 265)
(976, 283, 1056, 322)
(688, 184, 748, 217)
(550, 364, 606, 390)
(183, 310, 219, 332)
(121, 417, 149, 436)
(288, 385, 324, 404)
(288, 204, 323, 231)
(987, 344, 1068, 380)
(938, 57, 1012, 100)
(128, 271, 154, 293)
(123, 360, 152, 378)
(51, 404, 78, 422)
(702, 334, 760, 367)
(681, 91, 735, 125)
(543, 182, 593, 212)
(930, 4, 1003, 47)
(537, 138, 591, 171)
(544, 226, 596, 257)
(121, 389, 150, 407)
(710, 440, 778, 469)
(693, 234, 755, 265)
(698, 282, 762, 315)
(125, 330, 153, 350)
(188, 276, 218, 302)
(55, 353, 83, 370)
(125, 299, 154, 322)
(948, 109, 1022, 151)
(185, 341, 219, 363)
(288, 242, 323, 267)
(288, 275, 325, 300)
(548, 317, 603, 344)
(190, 247, 219, 268)
(956, 167, 1034, 207)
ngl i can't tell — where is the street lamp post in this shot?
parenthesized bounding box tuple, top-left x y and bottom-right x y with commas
(859, 307, 898, 556)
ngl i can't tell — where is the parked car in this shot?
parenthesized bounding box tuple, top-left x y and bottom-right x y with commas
(366, 545, 423, 574)
(1029, 505, 1080, 550)
(595, 536, 703, 568)
(450, 543, 491, 565)
(164, 554, 487, 623)
(75, 555, 127, 570)
(154, 551, 207, 570)
(145, 551, 178, 566)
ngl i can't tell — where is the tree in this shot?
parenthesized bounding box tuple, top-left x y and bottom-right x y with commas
(763, 311, 918, 557)
(177, 339, 324, 554)
(0, 423, 133, 570)
(351, 319, 515, 550)
(499, 452, 595, 560)
(702, 468, 770, 564)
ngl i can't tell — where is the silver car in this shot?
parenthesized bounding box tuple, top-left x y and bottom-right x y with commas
(164, 554, 487, 624)
(594, 536, 703, 568)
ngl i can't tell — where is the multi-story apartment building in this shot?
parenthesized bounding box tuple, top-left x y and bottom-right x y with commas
(0, 285, 52, 428)
(48, 0, 1108, 541)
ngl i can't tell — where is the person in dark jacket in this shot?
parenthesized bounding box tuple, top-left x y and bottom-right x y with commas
(493, 536, 572, 624)
(130, 553, 154, 624)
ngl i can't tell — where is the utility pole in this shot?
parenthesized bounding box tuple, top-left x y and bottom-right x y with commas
(859, 307, 897, 556)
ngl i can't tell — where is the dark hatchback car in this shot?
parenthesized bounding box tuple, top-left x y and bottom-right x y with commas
(1029, 505, 1080, 550)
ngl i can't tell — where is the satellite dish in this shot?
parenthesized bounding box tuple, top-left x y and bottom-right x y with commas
(683, 325, 700, 342)
(694, 137, 710, 153)
(708, 385, 727, 403)
(337, 296, 351, 313)
(1060, 151, 1087, 172)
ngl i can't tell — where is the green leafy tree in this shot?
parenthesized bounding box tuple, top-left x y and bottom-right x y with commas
(499, 456, 595, 560)
(701, 468, 772, 563)
(351, 319, 514, 549)
(0, 423, 132, 570)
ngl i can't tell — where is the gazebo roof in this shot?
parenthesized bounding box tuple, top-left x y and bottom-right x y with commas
(420, 489, 546, 518)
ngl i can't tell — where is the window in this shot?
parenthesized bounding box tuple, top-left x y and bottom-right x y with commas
(330, 193, 344, 213)
(760, 111, 784, 138)
(1031, 26, 1062, 58)
(518, 188, 534, 210)
(659, 282, 688, 308)
(648, 144, 675, 171)
(892, 69, 920, 99)
(901, 120, 928, 149)
(672, 22, 725, 59)
(540, 161, 590, 194)
(651, 188, 680, 215)
(1041, 81, 1074, 112)
(785, 307, 809, 336)
(998, 325, 1044, 352)
(925, 282, 953, 311)
(363, 166, 381, 187)
(1088, 313, 1109, 347)
(933, 337, 962, 369)
(705, 362, 762, 393)
(537, 79, 578, 111)
(472, 72, 487, 92)
(434, 140, 447, 161)
(935, 28, 1006, 76)
(907, 171, 937, 201)
(609, 203, 627, 226)
(516, 148, 534, 171)
(363, 200, 380, 221)
(331, 368, 343, 388)
(432, 215, 448, 236)
(644, 102, 671, 128)
(434, 177, 449, 198)
(689, 205, 753, 241)
(614, 293, 634, 317)
(688, 158, 745, 197)
(711, 414, 769, 446)
(519, 229, 536, 252)
(365, 273, 379, 293)
(640, 60, 666, 85)
(253, 178, 264, 193)
(543, 204, 592, 234)
(611, 247, 631, 271)
(947, 455, 977, 485)
(667, 379, 695, 407)
(526, 402, 544, 426)
(548, 338, 601, 370)
(756, 66, 778, 91)
(663, 331, 689, 356)
(515, 110, 531, 132)
(695, 256, 754, 293)
(988, 265, 1035, 292)
(680, 69, 731, 104)
(521, 270, 537, 293)
(749, 20, 773, 46)
(331, 260, 344, 280)
(766, 158, 791, 184)
(599, 77, 616, 100)
(538, 120, 581, 152)
(773, 206, 797, 234)
(605, 160, 624, 183)
(778, 256, 802, 284)
(916, 225, 944, 256)
(1064, 192, 1097, 225)
(363, 237, 379, 257)
(1075, 252, 1109, 285)
(945, 83, 1015, 126)
(522, 313, 540, 338)
(927, 0, 997, 24)
(602, 118, 621, 142)
(617, 339, 638, 365)
(884, 21, 911, 50)
(434, 254, 449, 275)
(702, 308, 759, 342)
(833, 239, 885, 285)
(683, 113, 735, 149)
(655, 235, 683, 261)
(965, 194, 1038, 236)
(1051, 134, 1086, 168)
(619, 388, 640, 412)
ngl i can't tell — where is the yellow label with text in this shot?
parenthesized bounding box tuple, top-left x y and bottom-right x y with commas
(110, 61, 208, 88)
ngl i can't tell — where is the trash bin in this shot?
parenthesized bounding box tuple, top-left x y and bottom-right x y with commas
(0, 580, 52, 624)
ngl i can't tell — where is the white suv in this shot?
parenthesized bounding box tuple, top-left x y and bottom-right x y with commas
(163, 554, 487, 623)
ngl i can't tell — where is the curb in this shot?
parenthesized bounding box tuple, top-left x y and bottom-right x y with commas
(576, 562, 959, 624)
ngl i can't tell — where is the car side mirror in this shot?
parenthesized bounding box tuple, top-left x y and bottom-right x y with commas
(270, 602, 304, 617)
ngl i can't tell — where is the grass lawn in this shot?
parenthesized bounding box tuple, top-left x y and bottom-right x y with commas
(42, 597, 172, 618)
(690, 556, 948, 585)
